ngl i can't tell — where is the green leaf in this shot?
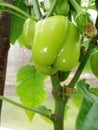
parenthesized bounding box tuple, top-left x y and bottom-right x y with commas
(71, 93, 83, 109)
(15, 64, 47, 121)
(76, 0, 81, 5)
(36, 105, 53, 124)
(35, 105, 52, 116)
(64, 105, 70, 120)
(89, 0, 95, 3)
(90, 88, 98, 97)
(18, 34, 24, 47)
(76, 79, 98, 130)
(10, 0, 27, 44)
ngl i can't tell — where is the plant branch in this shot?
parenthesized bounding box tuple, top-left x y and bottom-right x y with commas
(68, 38, 98, 88)
(0, 95, 52, 120)
(69, 0, 83, 14)
(46, 0, 58, 17)
(95, 0, 98, 11)
(32, 0, 42, 19)
(50, 73, 68, 130)
(52, 98, 67, 130)
(0, 8, 26, 19)
(50, 73, 61, 91)
(0, 1, 37, 21)
(95, 0, 98, 30)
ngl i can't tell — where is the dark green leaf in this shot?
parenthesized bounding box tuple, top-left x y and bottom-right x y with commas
(10, 0, 27, 44)
(36, 105, 53, 124)
(76, 79, 98, 130)
(35, 105, 52, 116)
(15, 64, 46, 121)
(76, 0, 81, 5)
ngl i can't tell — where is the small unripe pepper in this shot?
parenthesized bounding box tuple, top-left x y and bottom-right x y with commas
(44, 0, 69, 16)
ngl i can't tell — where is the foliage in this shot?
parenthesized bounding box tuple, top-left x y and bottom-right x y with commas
(76, 79, 98, 130)
(0, 0, 98, 130)
(15, 64, 46, 121)
(10, 0, 27, 44)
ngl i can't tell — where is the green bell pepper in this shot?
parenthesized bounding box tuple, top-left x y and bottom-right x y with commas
(22, 18, 36, 49)
(32, 16, 80, 75)
(90, 50, 98, 78)
(44, 0, 69, 16)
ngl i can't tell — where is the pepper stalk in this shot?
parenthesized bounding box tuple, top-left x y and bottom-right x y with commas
(50, 73, 68, 130)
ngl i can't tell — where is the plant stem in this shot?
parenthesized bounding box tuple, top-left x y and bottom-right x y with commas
(0, 95, 51, 120)
(51, 74, 68, 130)
(46, 0, 58, 17)
(69, 0, 83, 14)
(0, 1, 37, 21)
(28, 6, 33, 16)
(32, 0, 42, 19)
(95, 0, 98, 30)
(0, 8, 26, 19)
(95, 0, 98, 11)
(53, 98, 67, 130)
(68, 39, 98, 88)
(51, 73, 61, 91)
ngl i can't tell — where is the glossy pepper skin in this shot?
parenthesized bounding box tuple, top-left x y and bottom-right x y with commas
(90, 50, 98, 78)
(32, 16, 80, 75)
(22, 18, 36, 49)
(44, 0, 69, 16)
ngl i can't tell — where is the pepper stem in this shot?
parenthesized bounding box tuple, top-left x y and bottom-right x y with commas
(68, 38, 98, 88)
(46, 0, 58, 17)
(0, 95, 52, 120)
(32, 0, 42, 19)
(50, 74, 68, 130)
(69, 0, 83, 14)
(53, 98, 67, 130)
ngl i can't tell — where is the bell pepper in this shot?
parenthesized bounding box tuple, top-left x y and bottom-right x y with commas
(90, 50, 98, 78)
(32, 16, 80, 75)
(55, 0, 69, 16)
(22, 18, 36, 49)
(44, 0, 69, 16)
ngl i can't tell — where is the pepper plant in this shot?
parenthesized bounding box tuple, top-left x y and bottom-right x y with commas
(0, 0, 98, 130)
